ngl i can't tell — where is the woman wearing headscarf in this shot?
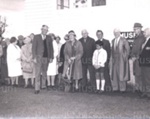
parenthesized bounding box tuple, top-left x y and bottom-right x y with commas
(63, 30, 83, 91)
(21, 37, 35, 88)
(7, 37, 22, 86)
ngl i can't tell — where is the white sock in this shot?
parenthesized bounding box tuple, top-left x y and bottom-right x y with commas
(11, 78, 15, 85)
(15, 77, 18, 85)
(31, 78, 34, 86)
(101, 80, 105, 91)
(96, 79, 100, 90)
(51, 76, 55, 86)
(25, 78, 28, 86)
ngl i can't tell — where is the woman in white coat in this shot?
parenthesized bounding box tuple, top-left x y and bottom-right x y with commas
(47, 34, 58, 89)
(7, 37, 22, 86)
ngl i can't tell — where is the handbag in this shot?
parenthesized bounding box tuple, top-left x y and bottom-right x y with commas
(22, 61, 33, 73)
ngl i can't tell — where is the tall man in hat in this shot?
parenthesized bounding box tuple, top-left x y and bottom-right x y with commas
(130, 23, 145, 96)
(139, 28, 150, 99)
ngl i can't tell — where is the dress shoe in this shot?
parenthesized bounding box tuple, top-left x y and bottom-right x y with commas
(47, 86, 51, 90)
(41, 86, 47, 90)
(135, 90, 142, 96)
(24, 85, 28, 88)
(139, 93, 148, 99)
(146, 96, 150, 100)
(120, 91, 126, 94)
(113, 90, 119, 93)
(51, 86, 57, 91)
(34, 90, 40, 94)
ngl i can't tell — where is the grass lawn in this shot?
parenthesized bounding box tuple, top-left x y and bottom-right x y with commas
(0, 85, 150, 118)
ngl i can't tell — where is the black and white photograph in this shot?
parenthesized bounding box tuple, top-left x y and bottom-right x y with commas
(0, 0, 150, 118)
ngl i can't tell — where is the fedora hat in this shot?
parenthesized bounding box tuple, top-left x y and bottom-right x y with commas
(134, 23, 143, 28)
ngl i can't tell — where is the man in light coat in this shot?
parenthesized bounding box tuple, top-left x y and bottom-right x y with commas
(110, 28, 130, 92)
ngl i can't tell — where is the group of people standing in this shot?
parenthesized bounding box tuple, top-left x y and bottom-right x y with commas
(0, 23, 150, 99)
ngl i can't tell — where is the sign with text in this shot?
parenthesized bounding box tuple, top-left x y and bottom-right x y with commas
(121, 31, 135, 48)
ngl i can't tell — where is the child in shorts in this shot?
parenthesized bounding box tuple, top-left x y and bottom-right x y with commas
(92, 40, 107, 93)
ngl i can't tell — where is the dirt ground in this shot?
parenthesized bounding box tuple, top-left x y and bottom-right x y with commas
(0, 84, 150, 119)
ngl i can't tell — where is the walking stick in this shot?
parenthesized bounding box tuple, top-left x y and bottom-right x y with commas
(63, 59, 75, 92)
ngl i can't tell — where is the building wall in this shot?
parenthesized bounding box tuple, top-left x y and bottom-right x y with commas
(1, 0, 150, 41)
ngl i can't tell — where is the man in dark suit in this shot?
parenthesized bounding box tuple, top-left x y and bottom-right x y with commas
(130, 23, 145, 95)
(79, 29, 96, 92)
(32, 25, 53, 94)
(139, 28, 150, 99)
(96, 30, 111, 91)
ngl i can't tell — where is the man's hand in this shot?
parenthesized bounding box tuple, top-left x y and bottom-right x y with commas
(68, 59, 72, 64)
(49, 58, 53, 63)
(58, 62, 63, 67)
(132, 57, 136, 61)
(94, 65, 100, 69)
(70, 57, 76, 60)
(33, 58, 37, 63)
(17, 58, 21, 61)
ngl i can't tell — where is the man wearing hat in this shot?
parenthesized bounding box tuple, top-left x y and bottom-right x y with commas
(139, 28, 150, 99)
(130, 23, 145, 96)
(17, 35, 25, 48)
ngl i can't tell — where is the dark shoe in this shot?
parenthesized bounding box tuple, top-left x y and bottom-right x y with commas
(41, 86, 47, 90)
(51, 86, 57, 91)
(120, 91, 126, 94)
(140, 93, 148, 98)
(14, 84, 18, 87)
(135, 90, 142, 96)
(24, 85, 28, 88)
(96, 90, 101, 94)
(34, 90, 40, 94)
(31, 85, 34, 88)
(113, 90, 119, 93)
(74, 88, 79, 93)
(47, 86, 51, 90)
(81, 86, 87, 93)
(146, 96, 150, 100)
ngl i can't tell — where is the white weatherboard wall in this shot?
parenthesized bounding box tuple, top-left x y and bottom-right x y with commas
(1, 0, 150, 41)
(24, 0, 150, 42)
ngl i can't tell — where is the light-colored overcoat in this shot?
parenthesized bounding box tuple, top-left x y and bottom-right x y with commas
(63, 40, 83, 80)
(110, 37, 130, 81)
(7, 44, 22, 77)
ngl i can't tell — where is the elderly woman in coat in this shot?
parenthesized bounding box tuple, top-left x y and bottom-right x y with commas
(63, 30, 83, 91)
(21, 37, 35, 88)
(7, 37, 22, 86)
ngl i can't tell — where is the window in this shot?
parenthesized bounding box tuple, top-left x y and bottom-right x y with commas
(57, 0, 106, 10)
(57, 0, 70, 10)
(92, 0, 106, 6)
